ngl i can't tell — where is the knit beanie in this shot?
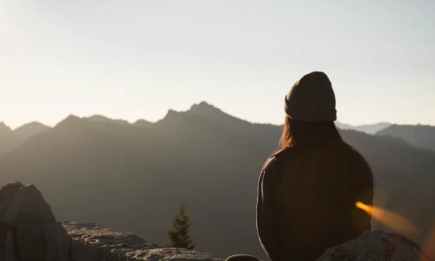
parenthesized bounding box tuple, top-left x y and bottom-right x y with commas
(284, 71, 337, 122)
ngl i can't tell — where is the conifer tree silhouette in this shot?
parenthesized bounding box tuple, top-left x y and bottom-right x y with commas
(166, 202, 195, 250)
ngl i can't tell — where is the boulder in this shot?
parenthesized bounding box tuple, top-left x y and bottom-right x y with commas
(316, 230, 435, 261)
(16, 225, 46, 261)
(2, 184, 56, 227)
(4, 231, 16, 261)
(0, 182, 60, 261)
(0, 226, 6, 261)
(0, 226, 7, 247)
(43, 224, 71, 261)
(0, 183, 23, 219)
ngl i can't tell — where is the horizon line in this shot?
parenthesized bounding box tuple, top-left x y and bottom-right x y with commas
(1, 101, 433, 130)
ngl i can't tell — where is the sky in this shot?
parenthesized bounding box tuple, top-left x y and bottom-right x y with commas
(0, 0, 434, 129)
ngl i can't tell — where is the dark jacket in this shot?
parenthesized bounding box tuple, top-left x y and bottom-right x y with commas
(257, 135, 373, 261)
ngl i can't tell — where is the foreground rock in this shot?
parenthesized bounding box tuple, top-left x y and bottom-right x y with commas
(316, 230, 434, 261)
(2, 183, 56, 227)
(0, 181, 222, 261)
(63, 222, 222, 261)
(0, 182, 66, 261)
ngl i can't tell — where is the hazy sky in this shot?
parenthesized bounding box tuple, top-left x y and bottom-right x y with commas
(1, 0, 434, 129)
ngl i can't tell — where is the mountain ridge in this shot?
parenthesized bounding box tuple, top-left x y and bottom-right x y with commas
(336, 121, 392, 134)
(376, 124, 435, 152)
(0, 121, 51, 157)
(0, 102, 434, 259)
(1, 101, 400, 134)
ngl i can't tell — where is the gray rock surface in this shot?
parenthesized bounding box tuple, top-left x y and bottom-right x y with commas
(16, 225, 46, 261)
(0, 183, 23, 219)
(62, 222, 222, 261)
(4, 231, 16, 261)
(0, 230, 4, 260)
(0, 182, 62, 261)
(0, 226, 6, 248)
(316, 230, 435, 261)
(44, 223, 71, 261)
(0, 182, 223, 261)
(2, 184, 56, 227)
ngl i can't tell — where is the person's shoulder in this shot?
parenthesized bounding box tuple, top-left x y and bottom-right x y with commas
(262, 146, 296, 173)
(341, 142, 363, 157)
(260, 150, 288, 184)
(341, 142, 372, 170)
(350, 146, 366, 161)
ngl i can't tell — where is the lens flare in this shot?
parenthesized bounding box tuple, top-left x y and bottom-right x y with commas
(355, 201, 419, 235)
(423, 223, 435, 259)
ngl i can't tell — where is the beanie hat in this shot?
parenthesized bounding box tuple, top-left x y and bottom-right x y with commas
(284, 71, 337, 122)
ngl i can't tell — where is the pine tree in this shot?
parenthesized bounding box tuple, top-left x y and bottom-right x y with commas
(166, 201, 195, 250)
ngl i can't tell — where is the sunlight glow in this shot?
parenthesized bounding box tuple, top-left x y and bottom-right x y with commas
(423, 223, 435, 259)
(356, 201, 419, 235)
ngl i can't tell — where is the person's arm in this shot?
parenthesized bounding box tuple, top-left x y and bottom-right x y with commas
(257, 157, 284, 261)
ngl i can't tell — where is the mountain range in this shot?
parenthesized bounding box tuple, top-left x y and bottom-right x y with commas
(1, 102, 435, 259)
(335, 121, 392, 134)
(376, 124, 435, 152)
(0, 122, 50, 157)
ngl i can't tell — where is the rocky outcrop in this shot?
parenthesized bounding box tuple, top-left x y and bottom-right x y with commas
(0, 182, 221, 261)
(316, 230, 434, 261)
(0, 182, 67, 261)
(2, 183, 55, 227)
(63, 222, 220, 261)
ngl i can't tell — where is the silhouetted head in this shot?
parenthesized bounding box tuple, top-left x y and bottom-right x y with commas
(279, 71, 340, 149)
(285, 71, 336, 121)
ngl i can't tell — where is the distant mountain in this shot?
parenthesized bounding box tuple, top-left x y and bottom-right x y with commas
(0, 102, 434, 259)
(336, 121, 391, 134)
(187, 102, 279, 142)
(133, 119, 153, 128)
(0, 122, 50, 157)
(14, 122, 50, 143)
(0, 122, 12, 132)
(376, 124, 435, 152)
(0, 123, 17, 157)
(335, 122, 355, 130)
(87, 114, 154, 128)
(355, 122, 392, 134)
(86, 115, 131, 126)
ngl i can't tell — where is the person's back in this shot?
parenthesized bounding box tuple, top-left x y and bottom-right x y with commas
(256, 71, 374, 261)
(272, 137, 373, 261)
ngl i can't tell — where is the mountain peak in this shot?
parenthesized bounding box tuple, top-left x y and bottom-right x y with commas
(189, 101, 221, 112)
(86, 115, 131, 125)
(188, 101, 230, 119)
(15, 121, 49, 130)
(0, 122, 12, 133)
(194, 101, 213, 107)
(165, 109, 179, 118)
(55, 115, 83, 128)
(87, 115, 110, 121)
(133, 119, 153, 128)
(14, 122, 50, 142)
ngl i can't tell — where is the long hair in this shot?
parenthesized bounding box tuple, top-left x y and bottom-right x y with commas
(278, 116, 341, 150)
(263, 116, 342, 167)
